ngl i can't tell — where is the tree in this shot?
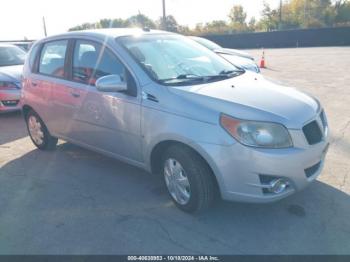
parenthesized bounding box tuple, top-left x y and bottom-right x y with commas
(248, 17, 257, 31)
(298, 0, 335, 28)
(158, 15, 178, 32)
(69, 22, 98, 31)
(203, 20, 230, 34)
(127, 13, 156, 29)
(256, 2, 280, 31)
(228, 5, 248, 31)
(177, 25, 191, 35)
(68, 1, 350, 35)
(279, 1, 301, 29)
(275, 0, 336, 29)
(229, 5, 247, 24)
(98, 19, 113, 28)
(96, 18, 128, 29)
(112, 18, 128, 28)
(193, 23, 205, 35)
(334, 0, 350, 25)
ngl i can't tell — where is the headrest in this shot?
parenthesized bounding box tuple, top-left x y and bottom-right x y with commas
(80, 51, 98, 67)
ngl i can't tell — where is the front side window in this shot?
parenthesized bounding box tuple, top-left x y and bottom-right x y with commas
(118, 34, 242, 86)
(73, 40, 125, 86)
(39, 40, 68, 78)
(0, 45, 26, 67)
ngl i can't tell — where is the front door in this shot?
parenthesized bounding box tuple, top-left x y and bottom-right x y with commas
(66, 39, 143, 163)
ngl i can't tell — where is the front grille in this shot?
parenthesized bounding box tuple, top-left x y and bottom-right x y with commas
(305, 161, 322, 178)
(1, 100, 19, 107)
(303, 120, 323, 145)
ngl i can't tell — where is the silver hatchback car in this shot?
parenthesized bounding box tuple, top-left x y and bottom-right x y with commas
(22, 29, 330, 212)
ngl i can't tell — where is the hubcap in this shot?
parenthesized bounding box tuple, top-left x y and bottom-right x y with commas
(164, 158, 191, 205)
(28, 115, 44, 145)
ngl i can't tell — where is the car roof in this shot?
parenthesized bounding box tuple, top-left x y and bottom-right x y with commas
(0, 43, 19, 48)
(41, 28, 173, 42)
(83, 28, 169, 37)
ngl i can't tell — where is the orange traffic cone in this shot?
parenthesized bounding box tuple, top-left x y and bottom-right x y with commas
(260, 50, 266, 69)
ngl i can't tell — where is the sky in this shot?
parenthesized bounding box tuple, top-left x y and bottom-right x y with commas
(0, 0, 280, 40)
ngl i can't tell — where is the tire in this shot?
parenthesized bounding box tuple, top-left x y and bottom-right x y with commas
(162, 145, 216, 213)
(26, 110, 58, 150)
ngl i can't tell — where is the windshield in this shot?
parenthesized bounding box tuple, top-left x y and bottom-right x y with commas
(0, 45, 26, 67)
(118, 34, 242, 86)
(190, 37, 222, 50)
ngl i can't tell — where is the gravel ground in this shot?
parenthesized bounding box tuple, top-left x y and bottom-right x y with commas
(0, 47, 349, 255)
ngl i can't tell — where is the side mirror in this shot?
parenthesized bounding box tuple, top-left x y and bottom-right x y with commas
(96, 74, 127, 92)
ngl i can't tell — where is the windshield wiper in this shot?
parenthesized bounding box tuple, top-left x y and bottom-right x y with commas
(202, 70, 244, 81)
(176, 74, 204, 80)
(219, 69, 245, 75)
(159, 70, 244, 85)
(159, 74, 205, 84)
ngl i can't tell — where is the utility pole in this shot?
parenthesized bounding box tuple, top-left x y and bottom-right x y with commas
(43, 16, 47, 37)
(162, 0, 167, 30)
(279, 0, 283, 30)
(304, 0, 307, 27)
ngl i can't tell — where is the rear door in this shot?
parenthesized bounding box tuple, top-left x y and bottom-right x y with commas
(36, 39, 79, 136)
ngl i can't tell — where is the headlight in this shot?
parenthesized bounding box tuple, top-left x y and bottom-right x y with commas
(254, 64, 260, 73)
(0, 81, 19, 90)
(220, 114, 293, 148)
(243, 64, 260, 73)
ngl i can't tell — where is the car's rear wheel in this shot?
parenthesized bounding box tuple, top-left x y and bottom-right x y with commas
(162, 145, 216, 213)
(26, 110, 58, 150)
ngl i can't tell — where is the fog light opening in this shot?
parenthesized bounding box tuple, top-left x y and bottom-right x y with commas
(268, 178, 290, 194)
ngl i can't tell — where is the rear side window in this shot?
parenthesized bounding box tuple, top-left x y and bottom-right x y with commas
(39, 40, 68, 78)
(72, 40, 125, 85)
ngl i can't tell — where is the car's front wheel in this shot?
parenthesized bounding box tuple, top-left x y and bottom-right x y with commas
(26, 110, 58, 150)
(162, 145, 216, 213)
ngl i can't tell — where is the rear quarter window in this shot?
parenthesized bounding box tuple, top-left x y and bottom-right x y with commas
(38, 40, 68, 78)
(28, 44, 40, 72)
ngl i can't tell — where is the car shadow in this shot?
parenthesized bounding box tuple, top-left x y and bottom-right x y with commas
(0, 142, 349, 254)
(330, 133, 350, 155)
(0, 111, 28, 145)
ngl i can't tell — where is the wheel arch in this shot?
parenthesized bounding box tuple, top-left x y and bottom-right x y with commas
(22, 104, 54, 135)
(149, 139, 221, 195)
(22, 104, 34, 119)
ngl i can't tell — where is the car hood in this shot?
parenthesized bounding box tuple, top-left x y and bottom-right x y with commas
(219, 53, 259, 73)
(216, 48, 254, 60)
(169, 72, 319, 129)
(0, 65, 23, 83)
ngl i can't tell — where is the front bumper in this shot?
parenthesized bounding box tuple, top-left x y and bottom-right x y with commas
(199, 131, 330, 203)
(0, 89, 21, 112)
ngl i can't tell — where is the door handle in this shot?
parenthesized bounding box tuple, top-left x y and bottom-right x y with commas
(31, 81, 38, 87)
(71, 92, 80, 98)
